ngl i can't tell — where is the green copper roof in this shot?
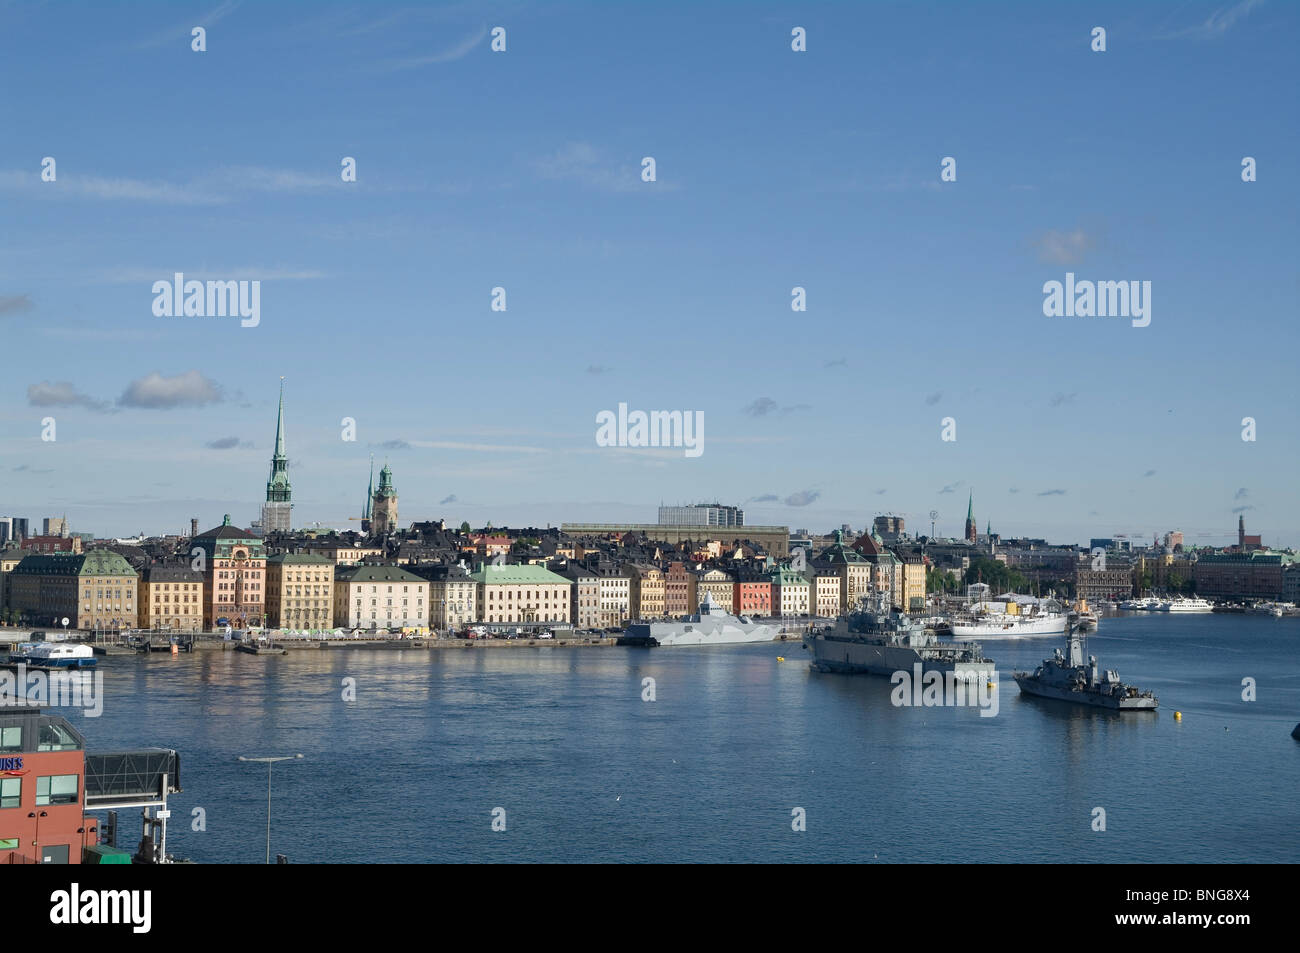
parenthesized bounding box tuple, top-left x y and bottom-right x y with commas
(468, 563, 570, 585)
(266, 379, 291, 501)
(13, 549, 137, 578)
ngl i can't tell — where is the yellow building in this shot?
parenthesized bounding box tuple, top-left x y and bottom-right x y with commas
(695, 568, 735, 612)
(626, 564, 666, 620)
(138, 565, 205, 632)
(266, 553, 335, 631)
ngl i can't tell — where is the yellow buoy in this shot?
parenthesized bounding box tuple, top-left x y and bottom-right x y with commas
(1174, 711, 1182, 721)
(776, 656, 785, 662)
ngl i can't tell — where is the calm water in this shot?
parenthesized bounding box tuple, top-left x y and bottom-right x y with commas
(56, 613, 1299, 863)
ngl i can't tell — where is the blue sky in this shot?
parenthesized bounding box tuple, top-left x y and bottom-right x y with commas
(1, 0, 1296, 547)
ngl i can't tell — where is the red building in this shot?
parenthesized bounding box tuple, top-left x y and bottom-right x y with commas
(1, 707, 97, 864)
(735, 573, 772, 616)
(20, 535, 81, 554)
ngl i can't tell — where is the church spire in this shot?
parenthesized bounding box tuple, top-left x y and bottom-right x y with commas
(364, 454, 374, 520)
(964, 491, 977, 544)
(273, 377, 286, 462)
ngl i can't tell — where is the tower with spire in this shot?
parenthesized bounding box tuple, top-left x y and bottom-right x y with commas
(260, 378, 292, 534)
(964, 491, 976, 544)
(360, 454, 375, 533)
(371, 461, 399, 535)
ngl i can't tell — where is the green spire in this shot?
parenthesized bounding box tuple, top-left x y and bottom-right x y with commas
(364, 454, 374, 519)
(265, 378, 291, 502)
(966, 491, 973, 522)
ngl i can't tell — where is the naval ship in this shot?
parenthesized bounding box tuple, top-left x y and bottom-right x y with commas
(803, 593, 994, 677)
(618, 592, 780, 647)
(1012, 630, 1157, 710)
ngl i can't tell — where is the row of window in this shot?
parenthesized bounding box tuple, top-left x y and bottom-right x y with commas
(0, 774, 78, 809)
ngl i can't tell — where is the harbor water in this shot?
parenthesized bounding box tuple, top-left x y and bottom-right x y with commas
(54, 613, 1300, 863)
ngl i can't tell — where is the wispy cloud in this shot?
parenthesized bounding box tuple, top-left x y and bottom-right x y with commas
(119, 371, 222, 409)
(439, 494, 458, 505)
(824, 358, 848, 369)
(1142, 469, 1157, 478)
(97, 266, 326, 284)
(925, 391, 943, 406)
(1049, 392, 1077, 407)
(411, 440, 549, 454)
(1232, 504, 1254, 513)
(12, 464, 54, 474)
(377, 24, 488, 70)
(206, 436, 251, 450)
(784, 490, 820, 507)
(533, 142, 664, 194)
(372, 439, 411, 451)
(1033, 227, 1096, 265)
(748, 493, 780, 503)
(1037, 489, 1067, 497)
(586, 364, 611, 375)
(1234, 487, 1249, 500)
(1161, 0, 1265, 39)
(938, 482, 963, 495)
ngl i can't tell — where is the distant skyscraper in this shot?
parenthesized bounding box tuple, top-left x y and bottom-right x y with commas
(0, 518, 11, 545)
(965, 493, 977, 544)
(10, 518, 28, 542)
(42, 517, 68, 538)
(371, 462, 399, 534)
(261, 379, 292, 534)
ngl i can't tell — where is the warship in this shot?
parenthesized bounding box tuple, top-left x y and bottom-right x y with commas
(1012, 629, 1156, 710)
(803, 592, 994, 677)
(618, 592, 780, 647)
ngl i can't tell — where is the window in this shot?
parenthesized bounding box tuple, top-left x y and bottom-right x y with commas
(36, 774, 78, 806)
(0, 777, 19, 809)
(0, 726, 21, 752)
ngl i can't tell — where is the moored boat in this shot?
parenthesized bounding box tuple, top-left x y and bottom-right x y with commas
(6, 642, 98, 669)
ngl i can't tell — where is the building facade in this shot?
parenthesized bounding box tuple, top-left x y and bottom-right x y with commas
(695, 568, 735, 613)
(138, 564, 205, 632)
(468, 563, 571, 625)
(192, 516, 266, 629)
(626, 564, 666, 620)
(1195, 551, 1286, 601)
(265, 553, 334, 631)
(663, 561, 697, 617)
(657, 503, 744, 527)
(0, 708, 98, 865)
(334, 565, 430, 631)
(7, 550, 138, 631)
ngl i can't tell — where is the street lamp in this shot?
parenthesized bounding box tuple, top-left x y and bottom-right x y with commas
(237, 754, 303, 863)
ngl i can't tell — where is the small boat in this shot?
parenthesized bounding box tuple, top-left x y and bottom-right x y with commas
(7, 641, 98, 669)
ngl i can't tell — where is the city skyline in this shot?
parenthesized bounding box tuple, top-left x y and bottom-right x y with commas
(1, 1, 1296, 545)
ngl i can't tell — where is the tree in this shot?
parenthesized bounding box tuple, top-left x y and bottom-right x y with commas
(963, 558, 1029, 594)
(459, 521, 471, 534)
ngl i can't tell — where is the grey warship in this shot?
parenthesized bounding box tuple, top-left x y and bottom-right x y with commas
(1013, 629, 1157, 710)
(804, 592, 994, 677)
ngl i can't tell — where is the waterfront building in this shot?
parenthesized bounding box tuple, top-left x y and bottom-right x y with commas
(7, 549, 138, 631)
(1283, 564, 1300, 604)
(1075, 556, 1135, 602)
(552, 562, 600, 629)
(261, 379, 292, 535)
(137, 564, 205, 632)
(192, 515, 266, 629)
(369, 463, 399, 535)
(467, 562, 571, 625)
(811, 568, 840, 618)
(854, 532, 901, 607)
(333, 564, 429, 631)
(657, 503, 744, 527)
(770, 566, 811, 616)
(695, 567, 735, 613)
(1195, 551, 1287, 601)
(0, 546, 23, 612)
(626, 564, 666, 620)
(733, 569, 772, 616)
(403, 564, 478, 631)
(895, 551, 927, 611)
(594, 566, 631, 627)
(663, 561, 697, 616)
(265, 553, 334, 631)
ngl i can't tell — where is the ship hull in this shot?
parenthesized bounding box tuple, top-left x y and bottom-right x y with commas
(1013, 675, 1157, 710)
(951, 615, 1067, 638)
(807, 637, 993, 677)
